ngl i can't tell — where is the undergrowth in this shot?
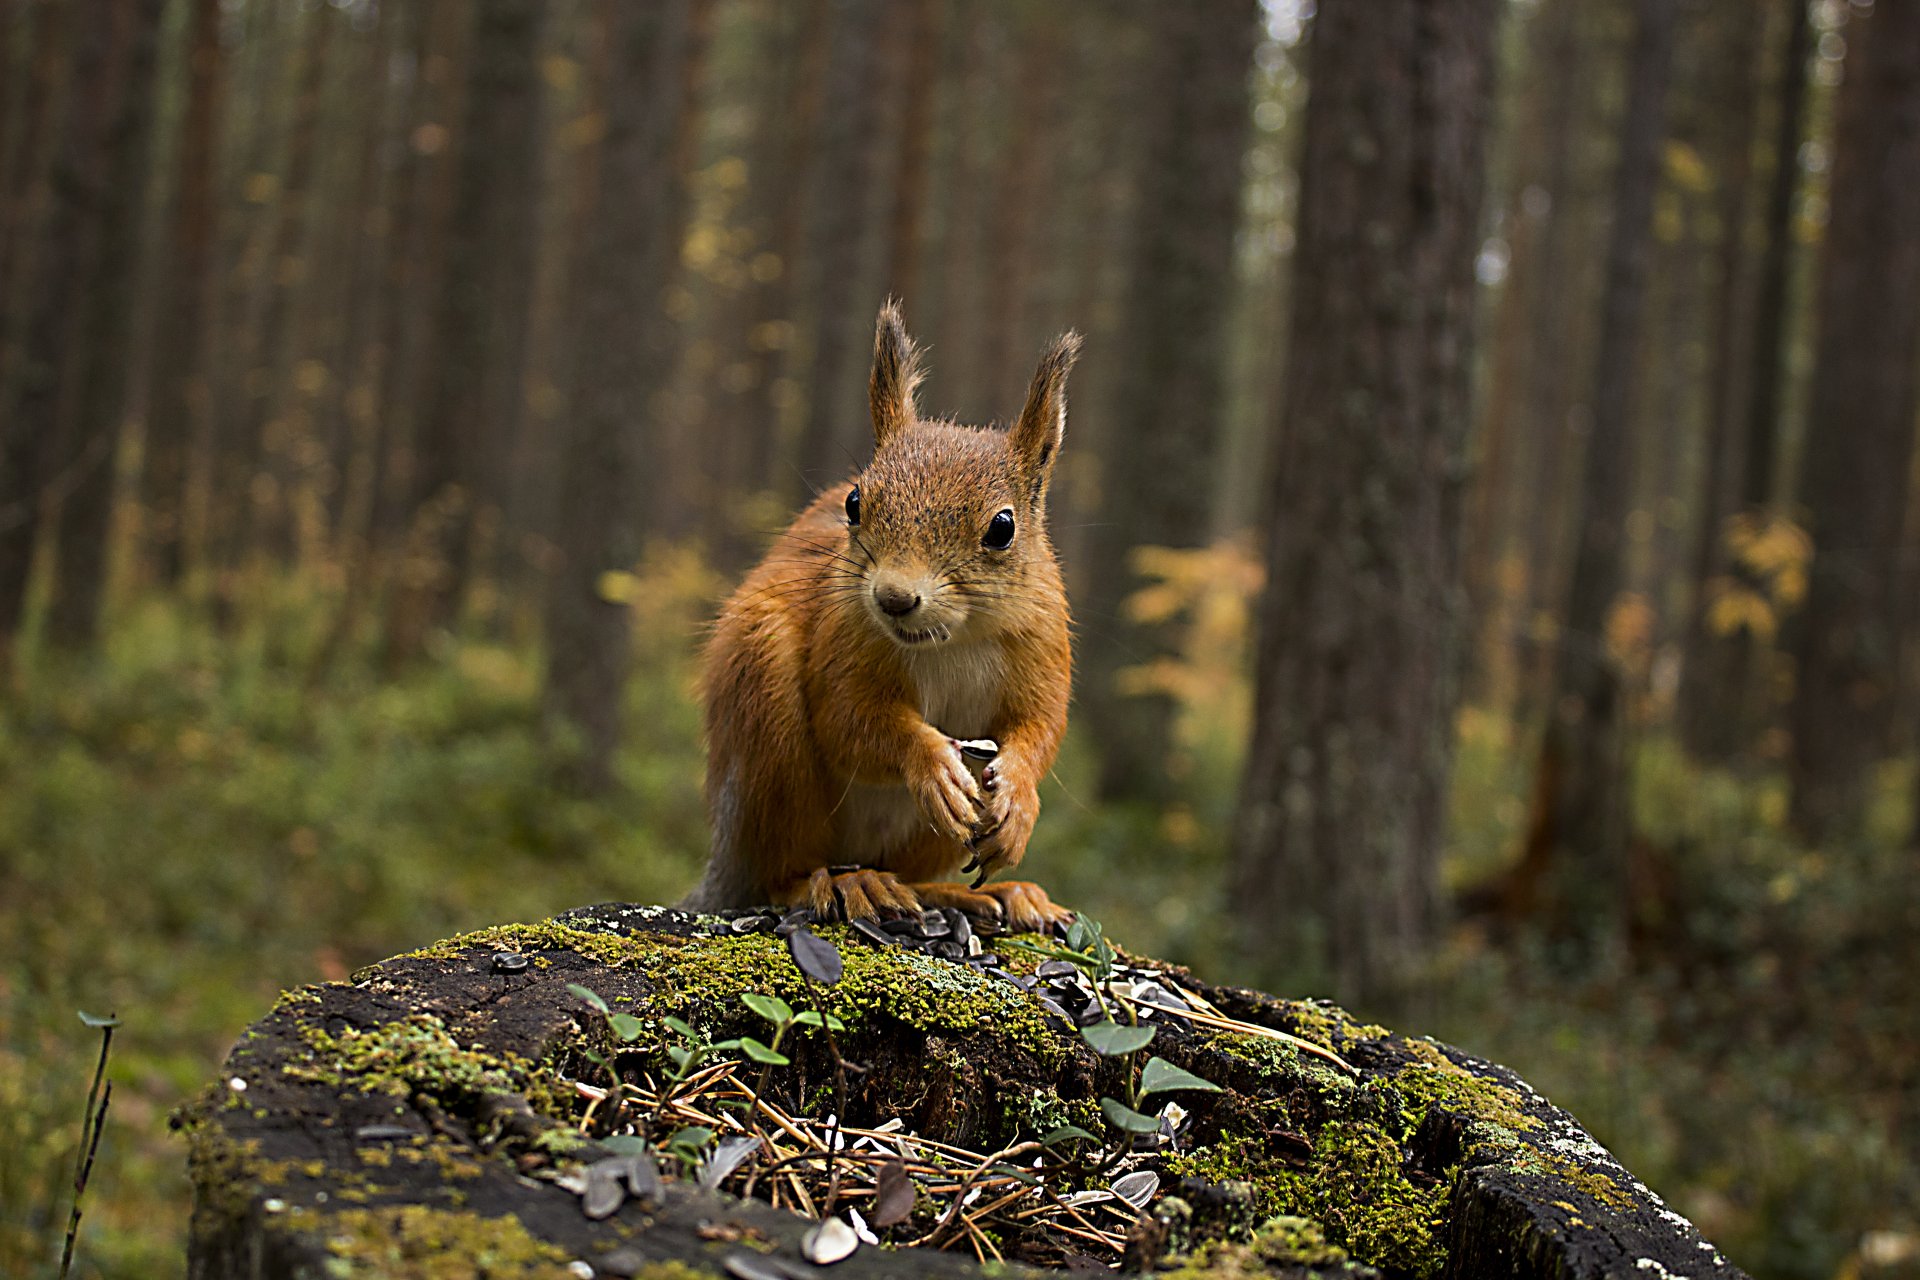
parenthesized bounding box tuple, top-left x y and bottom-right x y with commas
(0, 561, 1913, 1278)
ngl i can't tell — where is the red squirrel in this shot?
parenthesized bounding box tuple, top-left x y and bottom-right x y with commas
(684, 302, 1077, 932)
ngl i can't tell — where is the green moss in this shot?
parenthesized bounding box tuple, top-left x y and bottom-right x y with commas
(310, 1205, 572, 1279)
(1250, 1214, 1351, 1268)
(1204, 1031, 1361, 1104)
(1517, 1151, 1637, 1210)
(1267, 1122, 1449, 1279)
(1167, 1118, 1450, 1278)
(286, 1014, 534, 1101)
(1159, 1213, 1379, 1278)
(1388, 1038, 1538, 1142)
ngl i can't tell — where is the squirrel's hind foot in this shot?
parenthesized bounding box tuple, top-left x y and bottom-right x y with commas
(912, 879, 1073, 935)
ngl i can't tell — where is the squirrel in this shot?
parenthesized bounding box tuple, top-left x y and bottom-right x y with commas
(683, 302, 1079, 933)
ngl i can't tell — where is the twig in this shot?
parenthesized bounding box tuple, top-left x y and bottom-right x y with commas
(61, 1014, 117, 1280)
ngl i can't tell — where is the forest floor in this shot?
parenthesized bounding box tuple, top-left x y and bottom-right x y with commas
(1, 566, 1914, 1280)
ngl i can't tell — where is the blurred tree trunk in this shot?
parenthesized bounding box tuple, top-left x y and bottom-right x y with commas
(1680, 0, 1811, 761)
(734, 0, 829, 509)
(1075, 0, 1257, 805)
(879, 0, 940, 308)
(0, 0, 63, 380)
(543, 0, 711, 790)
(790, 0, 884, 499)
(308, 1, 425, 685)
(386, 0, 544, 664)
(977, 12, 1061, 404)
(1519, 0, 1676, 961)
(1510, 0, 1603, 730)
(44, 0, 163, 647)
(1462, 0, 1578, 708)
(245, 2, 334, 563)
(1787, 0, 1920, 842)
(203, 0, 287, 598)
(0, 0, 74, 673)
(142, 0, 225, 589)
(1675, 0, 1761, 763)
(1230, 0, 1498, 1004)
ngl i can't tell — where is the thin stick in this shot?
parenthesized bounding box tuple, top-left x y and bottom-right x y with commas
(61, 1017, 117, 1280)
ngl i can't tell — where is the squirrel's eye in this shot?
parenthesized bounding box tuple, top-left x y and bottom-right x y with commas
(983, 508, 1016, 550)
(845, 485, 861, 526)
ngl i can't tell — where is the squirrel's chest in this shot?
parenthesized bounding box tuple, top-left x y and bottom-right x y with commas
(903, 644, 1005, 738)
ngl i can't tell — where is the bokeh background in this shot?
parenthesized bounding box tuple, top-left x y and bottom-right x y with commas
(2, 0, 1917, 1276)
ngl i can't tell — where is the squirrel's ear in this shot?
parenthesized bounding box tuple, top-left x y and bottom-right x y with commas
(869, 299, 923, 448)
(1009, 331, 1081, 492)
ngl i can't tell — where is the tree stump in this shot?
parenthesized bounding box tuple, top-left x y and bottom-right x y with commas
(180, 903, 1746, 1279)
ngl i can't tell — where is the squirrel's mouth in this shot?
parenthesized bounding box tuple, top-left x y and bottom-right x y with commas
(888, 620, 953, 646)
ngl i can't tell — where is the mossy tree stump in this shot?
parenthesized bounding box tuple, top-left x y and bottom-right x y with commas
(181, 904, 1746, 1279)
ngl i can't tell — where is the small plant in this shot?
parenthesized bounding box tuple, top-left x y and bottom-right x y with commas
(61, 1011, 118, 1280)
(739, 991, 847, 1068)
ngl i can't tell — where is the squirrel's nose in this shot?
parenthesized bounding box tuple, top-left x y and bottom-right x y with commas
(874, 583, 920, 616)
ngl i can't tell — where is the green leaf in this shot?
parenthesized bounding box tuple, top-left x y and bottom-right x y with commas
(790, 1010, 848, 1030)
(1139, 1056, 1223, 1098)
(1080, 1020, 1155, 1056)
(78, 1011, 120, 1029)
(668, 1125, 715, 1152)
(662, 1016, 698, 1040)
(667, 1045, 692, 1070)
(608, 1013, 645, 1042)
(710, 1038, 743, 1052)
(1100, 1097, 1161, 1134)
(741, 992, 793, 1026)
(583, 1048, 608, 1067)
(566, 984, 610, 1015)
(597, 1134, 651, 1156)
(1039, 1124, 1100, 1147)
(739, 1037, 790, 1066)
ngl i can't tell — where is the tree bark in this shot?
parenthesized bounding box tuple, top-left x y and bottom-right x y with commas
(43, 0, 164, 648)
(142, 0, 225, 589)
(1519, 0, 1676, 961)
(386, 0, 545, 664)
(244, 2, 334, 563)
(1230, 0, 1498, 1004)
(1678, 0, 1811, 761)
(1787, 0, 1920, 841)
(542, 0, 711, 790)
(1075, 0, 1258, 806)
(789, 0, 885, 501)
(0, 0, 66, 674)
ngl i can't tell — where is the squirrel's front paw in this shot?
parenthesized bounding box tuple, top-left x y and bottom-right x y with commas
(967, 763, 1037, 881)
(908, 736, 982, 843)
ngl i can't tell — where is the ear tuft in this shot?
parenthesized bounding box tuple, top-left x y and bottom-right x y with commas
(869, 299, 924, 447)
(1010, 330, 1081, 489)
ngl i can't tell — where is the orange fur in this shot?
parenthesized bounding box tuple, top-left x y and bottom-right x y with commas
(684, 304, 1079, 932)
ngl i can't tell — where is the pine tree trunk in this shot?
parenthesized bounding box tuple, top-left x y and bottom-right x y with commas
(387, 0, 545, 664)
(1677, 0, 1810, 762)
(1, 0, 129, 657)
(542, 0, 710, 791)
(142, 0, 224, 589)
(245, 3, 334, 564)
(43, 0, 164, 648)
(1786, 0, 1920, 841)
(1521, 0, 1676, 961)
(1230, 0, 1498, 1004)
(790, 0, 884, 501)
(1075, 0, 1258, 805)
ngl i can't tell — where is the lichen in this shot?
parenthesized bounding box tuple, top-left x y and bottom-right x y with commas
(310, 1205, 573, 1279)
